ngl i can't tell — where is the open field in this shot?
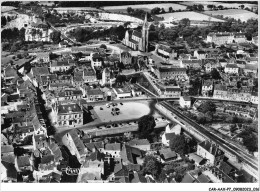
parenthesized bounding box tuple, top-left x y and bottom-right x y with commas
(157, 11, 225, 22)
(204, 9, 258, 22)
(181, 1, 257, 11)
(93, 101, 150, 123)
(103, 3, 187, 13)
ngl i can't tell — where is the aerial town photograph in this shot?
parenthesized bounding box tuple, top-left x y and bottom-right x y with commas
(1, 0, 259, 189)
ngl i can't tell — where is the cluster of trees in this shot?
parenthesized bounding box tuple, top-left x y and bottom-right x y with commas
(50, 31, 61, 44)
(69, 25, 126, 43)
(137, 115, 156, 142)
(126, 7, 152, 21)
(1, 27, 25, 43)
(2, 40, 45, 53)
(186, 4, 204, 11)
(1, 16, 12, 26)
(45, 12, 86, 25)
(149, 17, 258, 47)
(150, 7, 166, 14)
(238, 128, 258, 152)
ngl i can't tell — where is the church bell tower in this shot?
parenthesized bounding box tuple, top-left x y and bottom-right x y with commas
(140, 13, 149, 52)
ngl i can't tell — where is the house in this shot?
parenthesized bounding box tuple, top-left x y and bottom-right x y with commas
(77, 150, 105, 183)
(243, 64, 258, 75)
(155, 44, 177, 59)
(56, 89, 83, 102)
(127, 139, 150, 151)
(120, 144, 145, 165)
(101, 68, 110, 86)
(179, 96, 191, 108)
(131, 171, 147, 183)
(251, 92, 258, 104)
(83, 69, 97, 84)
(188, 153, 206, 167)
(32, 52, 50, 63)
(156, 84, 182, 98)
(86, 88, 104, 102)
(104, 143, 121, 158)
(180, 60, 202, 69)
(202, 80, 213, 97)
(208, 166, 236, 183)
(197, 140, 224, 166)
(131, 86, 143, 97)
(62, 129, 87, 163)
(204, 62, 218, 73)
(85, 142, 104, 153)
(1, 161, 17, 182)
(120, 51, 132, 65)
(224, 64, 239, 74)
(4, 65, 17, 82)
(213, 84, 227, 99)
(219, 59, 228, 67)
(54, 103, 83, 127)
(159, 148, 177, 163)
(112, 162, 130, 183)
(181, 172, 198, 183)
(15, 155, 32, 172)
(236, 60, 247, 69)
(154, 67, 187, 80)
(207, 32, 246, 45)
(49, 60, 75, 73)
(91, 53, 103, 68)
(113, 87, 132, 99)
(162, 130, 176, 147)
(194, 50, 206, 60)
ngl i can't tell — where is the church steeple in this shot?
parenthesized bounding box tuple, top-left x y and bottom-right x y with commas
(140, 12, 149, 52)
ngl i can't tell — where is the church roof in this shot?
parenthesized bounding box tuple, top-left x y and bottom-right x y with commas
(132, 30, 142, 38)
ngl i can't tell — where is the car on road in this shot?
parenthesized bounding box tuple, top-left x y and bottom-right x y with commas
(120, 103, 123, 105)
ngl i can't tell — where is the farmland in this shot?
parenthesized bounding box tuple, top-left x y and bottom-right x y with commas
(103, 3, 187, 13)
(157, 11, 225, 23)
(204, 9, 258, 22)
(181, 1, 257, 11)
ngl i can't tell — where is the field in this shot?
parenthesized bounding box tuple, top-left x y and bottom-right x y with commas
(204, 9, 258, 22)
(93, 101, 151, 123)
(181, 1, 257, 11)
(157, 11, 225, 22)
(103, 3, 187, 13)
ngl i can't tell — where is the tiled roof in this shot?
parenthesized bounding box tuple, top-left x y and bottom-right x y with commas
(87, 88, 103, 96)
(85, 150, 103, 162)
(225, 64, 239, 68)
(214, 84, 227, 91)
(4, 65, 17, 78)
(57, 103, 82, 114)
(105, 143, 121, 151)
(244, 64, 258, 70)
(17, 155, 30, 168)
(132, 30, 142, 38)
(32, 67, 49, 75)
(1, 145, 14, 154)
(131, 171, 147, 183)
(158, 44, 172, 53)
(127, 139, 150, 146)
(158, 67, 186, 73)
(196, 174, 211, 183)
(41, 155, 55, 164)
(159, 148, 177, 160)
(68, 129, 85, 156)
(181, 173, 196, 183)
(198, 140, 224, 156)
(85, 142, 104, 151)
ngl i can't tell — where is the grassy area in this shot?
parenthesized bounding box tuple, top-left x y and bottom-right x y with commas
(204, 9, 258, 22)
(157, 11, 225, 22)
(103, 3, 187, 13)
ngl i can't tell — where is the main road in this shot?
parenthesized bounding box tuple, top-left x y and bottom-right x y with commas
(159, 101, 258, 172)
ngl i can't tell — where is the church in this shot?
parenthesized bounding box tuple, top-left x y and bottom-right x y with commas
(122, 13, 149, 52)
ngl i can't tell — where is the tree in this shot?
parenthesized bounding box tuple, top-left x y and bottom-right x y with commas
(50, 31, 61, 44)
(7, 16, 11, 22)
(211, 68, 221, 79)
(142, 155, 162, 178)
(127, 7, 134, 14)
(174, 173, 183, 182)
(207, 4, 214, 10)
(240, 5, 245, 9)
(10, 44, 18, 53)
(230, 124, 237, 133)
(138, 115, 156, 140)
(100, 44, 107, 50)
(169, 7, 173, 13)
(198, 101, 216, 114)
(239, 129, 258, 152)
(169, 134, 187, 155)
(161, 8, 165, 13)
(179, 18, 190, 27)
(1, 16, 7, 26)
(218, 5, 224, 10)
(151, 7, 161, 15)
(116, 74, 126, 85)
(197, 4, 204, 11)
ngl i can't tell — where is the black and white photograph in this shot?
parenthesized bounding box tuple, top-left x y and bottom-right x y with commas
(1, 1, 259, 191)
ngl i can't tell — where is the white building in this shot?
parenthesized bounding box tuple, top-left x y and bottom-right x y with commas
(179, 96, 191, 108)
(113, 87, 132, 99)
(224, 64, 239, 74)
(161, 124, 181, 147)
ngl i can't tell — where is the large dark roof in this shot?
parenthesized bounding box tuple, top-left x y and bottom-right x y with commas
(158, 67, 186, 73)
(132, 30, 142, 38)
(58, 103, 82, 114)
(198, 140, 224, 156)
